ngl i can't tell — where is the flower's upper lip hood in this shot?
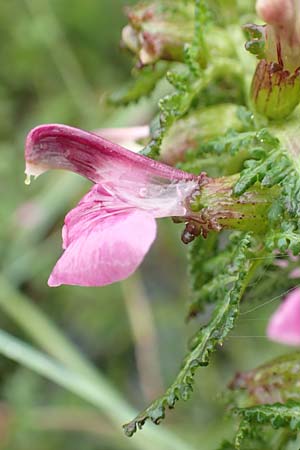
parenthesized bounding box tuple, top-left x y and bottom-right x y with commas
(25, 123, 197, 184)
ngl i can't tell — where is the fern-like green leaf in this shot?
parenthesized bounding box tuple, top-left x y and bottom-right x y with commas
(266, 220, 300, 255)
(123, 233, 253, 436)
(187, 232, 251, 317)
(184, 0, 209, 73)
(142, 76, 203, 158)
(234, 402, 300, 448)
(233, 128, 300, 254)
(187, 232, 218, 315)
(198, 130, 256, 157)
(141, 0, 210, 159)
(176, 107, 255, 173)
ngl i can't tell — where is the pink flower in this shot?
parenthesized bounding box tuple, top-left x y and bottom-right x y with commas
(267, 288, 300, 346)
(25, 124, 202, 287)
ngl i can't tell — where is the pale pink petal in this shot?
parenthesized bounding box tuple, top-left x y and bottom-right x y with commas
(25, 124, 198, 218)
(48, 194, 157, 287)
(61, 184, 129, 249)
(94, 125, 149, 152)
(256, 0, 294, 26)
(267, 288, 300, 345)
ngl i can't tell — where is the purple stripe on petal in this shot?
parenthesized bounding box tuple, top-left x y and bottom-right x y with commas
(25, 124, 196, 184)
(25, 124, 199, 218)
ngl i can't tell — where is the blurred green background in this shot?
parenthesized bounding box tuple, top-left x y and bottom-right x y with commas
(0, 1, 292, 449)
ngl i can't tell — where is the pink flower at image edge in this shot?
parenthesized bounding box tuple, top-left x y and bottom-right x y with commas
(25, 124, 200, 287)
(267, 287, 300, 346)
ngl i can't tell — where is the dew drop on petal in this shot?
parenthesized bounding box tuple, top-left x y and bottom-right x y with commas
(24, 174, 31, 186)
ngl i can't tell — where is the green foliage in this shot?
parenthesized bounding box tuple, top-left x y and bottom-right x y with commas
(223, 353, 300, 449)
(123, 234, 253, 436)
(137, 2, 248, 160)
(266, 220, 300, 255)
(180, 127, 257, 175)
(140, 1, 209, 158)
(125, 118, 300, 436)
(184, 0, 209, 73)
(174, 106, 252, 175)
(187, 232, 218, 314)
(234, 402, 300, 448)
(233, 129, 300, 254)
(109, 63, 169, 105)
(119, 0, 300, 439)
(233, 130, 287, 195)
(187, 232, 249, 317)
(199, 129, 257, 157)
(142, 71, 202, 159)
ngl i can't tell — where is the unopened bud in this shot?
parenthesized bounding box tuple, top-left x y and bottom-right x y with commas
(121, 1, 234, 66)
(252, 60, 300, 119)
(256, 0, 294, 28)
(160, 104, 245, 165)
(248, 0, 300, 119)
(122, 2, 194, 65)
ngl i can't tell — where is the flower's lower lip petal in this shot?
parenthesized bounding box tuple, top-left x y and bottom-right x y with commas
(48, 209, 157, 287)
(267, 287, 300, 345)
(25, 124, 196, 184)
